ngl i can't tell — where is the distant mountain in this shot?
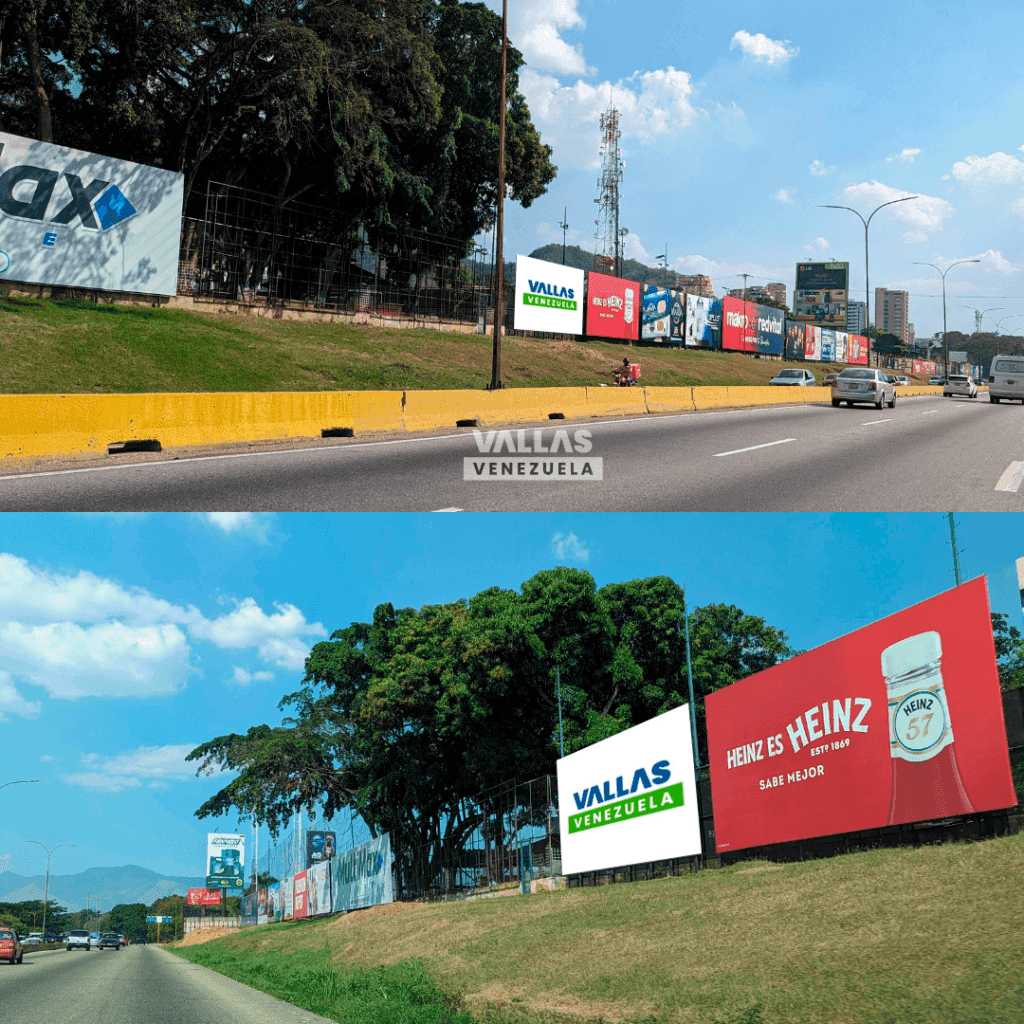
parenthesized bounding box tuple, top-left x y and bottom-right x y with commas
(0, 864, 205, 911)
(528, 244, 667, 286)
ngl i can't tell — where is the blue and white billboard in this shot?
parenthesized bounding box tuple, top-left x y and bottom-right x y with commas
(685, 294, 722, 349)
(820, 328, 836, 362)
(0, 131, 184, 295)
(333, 833, 393, 914)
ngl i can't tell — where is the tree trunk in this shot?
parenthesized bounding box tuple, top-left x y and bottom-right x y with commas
(20, 9, 52, 142)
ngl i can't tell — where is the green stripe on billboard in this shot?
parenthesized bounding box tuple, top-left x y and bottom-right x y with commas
(523, 294, 577, 311)
(568, 782, 684, 834)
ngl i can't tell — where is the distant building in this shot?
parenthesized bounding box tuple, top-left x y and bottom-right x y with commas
(764, 282, 787, 307)
(907, 323, 915, 349)
(875, 288, 910, 342)
(726, 285, 783, 307)
(671, 273, 714, 296)
(846, 299, 866, 335)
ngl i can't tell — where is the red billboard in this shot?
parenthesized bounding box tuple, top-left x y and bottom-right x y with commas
(706, 577, 1016, 853)
(721, 295, 757, 352)
(292, 870, 308, 920)
(847, 334, 868, 365)
(187, 888, 222, 905)
(586, 271, 640, 341)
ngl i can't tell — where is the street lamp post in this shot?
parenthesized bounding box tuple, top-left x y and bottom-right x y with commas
(489, 0, 509, 391)
(559, 207, 569, 265)
(0, 779, 39, 793)
(27, 840, 72, 941)
(617, 227, 629, 279)
(993, 314, 1024, 334)
(960, 305, 1003, 335)
(912, 259, 981, 374)
(820, 196, 918, 367)
(656, 247, 668, 290)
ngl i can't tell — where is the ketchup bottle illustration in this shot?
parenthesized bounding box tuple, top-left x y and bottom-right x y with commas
(882, 631, 974, 825)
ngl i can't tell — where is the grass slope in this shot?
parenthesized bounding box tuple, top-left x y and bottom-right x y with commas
(0, 296, 912, 394)
(170, 832, 1024, 1024)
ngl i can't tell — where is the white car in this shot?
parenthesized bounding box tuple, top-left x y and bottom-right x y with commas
(988, 355, 1024, 404)
(769, 368, 817, 386)
(831, 367, 897, 409)
(66, 929, 92, 951)
(943, 374, 977, 398)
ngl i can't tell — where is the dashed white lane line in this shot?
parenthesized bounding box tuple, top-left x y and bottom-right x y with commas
(995, 462, 1024, 493)
(433, 507, 464, 512)
(713, 438, 796, 458)
(862, 419, 892, 426)
(922, 410, 938, 415)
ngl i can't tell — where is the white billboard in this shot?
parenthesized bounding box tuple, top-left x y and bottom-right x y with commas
(0, 131, 184, 295)
(513, 255, 584, 334)
(556, 704, 702, 875)
(333, 833, 393, 913)
(206, 833, 245, 890)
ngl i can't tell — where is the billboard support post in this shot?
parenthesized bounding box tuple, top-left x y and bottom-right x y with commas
(556, 666, 564, 758)
(489, 0, 508, 391)
(819, 196, 918, 367)
(682, 590, 704, 867)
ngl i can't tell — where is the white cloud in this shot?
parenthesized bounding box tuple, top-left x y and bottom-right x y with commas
(838, 181, 954, 237)
(903, 231, 928, 244)
(0, 620, 192, 699)
(775, 188, 795, 204)
(231, 666, 275, 686)
(61, 743, 201, 793)
(509, 0, 593, 77)
(809, 160, 834, 176)
(0, 553, 325, 701)
(803, 236, 831, 254)
(951, 151, 1024, 185)
(730, 30, 798, 65)
(198, 512, 274, 541)
(932, 249, 1019, 276)
(551, 532, 590, 563)
(1013, 197, 1024, 218)
(39, 754, 54, 761)
(886, 148, 921, 163)
(0, 670, 42, 721)
(519, 66, 697, 169)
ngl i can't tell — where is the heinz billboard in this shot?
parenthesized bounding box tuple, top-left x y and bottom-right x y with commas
(706, 578, 1016, 853)
(586, 270, 639, 341)
(721, 296, 784, 355)
(557, 704, 702, 875)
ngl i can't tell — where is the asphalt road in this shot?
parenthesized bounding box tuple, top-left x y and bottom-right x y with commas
(0, 943, 339, 1024)
(2, 394, 1022, 511)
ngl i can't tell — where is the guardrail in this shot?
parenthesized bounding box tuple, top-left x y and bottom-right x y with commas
(1, 385, 951, 461)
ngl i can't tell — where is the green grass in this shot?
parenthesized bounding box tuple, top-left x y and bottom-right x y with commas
(0, 296, 907, 394)
(168, 830, 1024, 1024)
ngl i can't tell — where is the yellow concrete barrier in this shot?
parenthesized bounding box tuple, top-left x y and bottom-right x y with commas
(582, 387, 649, 418)
(644, 387, 696, 414)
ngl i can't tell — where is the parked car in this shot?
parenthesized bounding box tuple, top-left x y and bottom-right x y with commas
(944, 374, 978, 398)
(66, 929, 92, 951)
(24, 933, 42, 945)
(97, 932, 121, 950)
(831, 367, 897, 409)
(135, 932, 147, 945)
(891, 374, 910, 386)
(0, 927, 24, 964)
(769, 368, 817, 386)
(988, 355, 1024, 404)
(118, 934, 127, 947)
(928, 376, 945, 386)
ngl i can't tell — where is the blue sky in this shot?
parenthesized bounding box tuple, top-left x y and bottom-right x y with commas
(485, 0, 1024, 340)
(1, 512, 1022, 888)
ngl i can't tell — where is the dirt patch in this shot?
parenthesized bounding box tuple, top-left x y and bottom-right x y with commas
(735, 865, 785, 875)
(178, 926, 237, 947)
(328, 901, 409, 927)
(465, 982, 640, 1023)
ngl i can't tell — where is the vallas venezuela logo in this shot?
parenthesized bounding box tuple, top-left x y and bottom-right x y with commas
(569, 759, 683, 834)
(523, 277, 577, 312)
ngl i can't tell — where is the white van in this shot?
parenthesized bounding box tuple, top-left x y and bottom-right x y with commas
(989, 355, 1024, 404)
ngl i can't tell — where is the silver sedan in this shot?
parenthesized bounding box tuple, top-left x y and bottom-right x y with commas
(831, 368, 897, 409)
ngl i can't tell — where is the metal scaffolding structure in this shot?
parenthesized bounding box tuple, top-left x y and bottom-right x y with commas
(593, 101, 624, 277)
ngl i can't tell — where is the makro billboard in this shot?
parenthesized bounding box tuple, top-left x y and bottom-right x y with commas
(514, 255, 584, 334)
(685, 294, 722, 349)
(0, 131, 184, 296)
(641, 285, 685, 344)
(705, 577, 1016, 853)
(557, 704, 702, 875)
(306, 830, 336, 868)
(333, 833, 394, 913)
(206, 833, 245, 890)
(721, 296, 784, 355)
(794, 262, 849, 325)
(586, 270, 639, 341)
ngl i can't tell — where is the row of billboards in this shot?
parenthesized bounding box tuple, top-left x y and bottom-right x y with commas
(556, 577, 1016, 873)
(514, 255, 873, 364)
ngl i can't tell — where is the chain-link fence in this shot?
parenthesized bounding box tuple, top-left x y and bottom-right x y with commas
(398, 775, 560, 901)
(178, 182, 496, 327)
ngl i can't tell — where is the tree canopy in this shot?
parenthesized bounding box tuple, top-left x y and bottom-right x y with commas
(187, 570, 794, 891)
(0, 0, 556, 247)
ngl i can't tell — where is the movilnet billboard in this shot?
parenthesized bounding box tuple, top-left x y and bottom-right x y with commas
(706, 577, 1016, 853)
(513, 255, 584, 334)
(721, 296, 784, 355)
(187, 888, 222, 906)
(557, 704, 702, 875)
(794, 262, 849, 325)
(586, 270, 639, 341)
(685, 294, 722, 349)
(0, 131, 184, 295)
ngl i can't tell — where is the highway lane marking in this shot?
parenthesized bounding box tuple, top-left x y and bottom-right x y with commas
(861, 419, 892, 425)
(433, 507, 463, 512)
(713, 439, 796, 457)
(922, 410, 937, 415)
(995, 462, 1024, 493)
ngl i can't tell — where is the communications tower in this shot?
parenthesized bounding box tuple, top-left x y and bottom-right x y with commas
(593, 101, 624, 276)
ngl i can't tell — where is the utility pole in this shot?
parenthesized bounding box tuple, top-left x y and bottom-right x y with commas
(948, 513, 962, 586)
(489, 0, 508, 391)
(27, 840, 72, 941)
(559, 208, 569, 265)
